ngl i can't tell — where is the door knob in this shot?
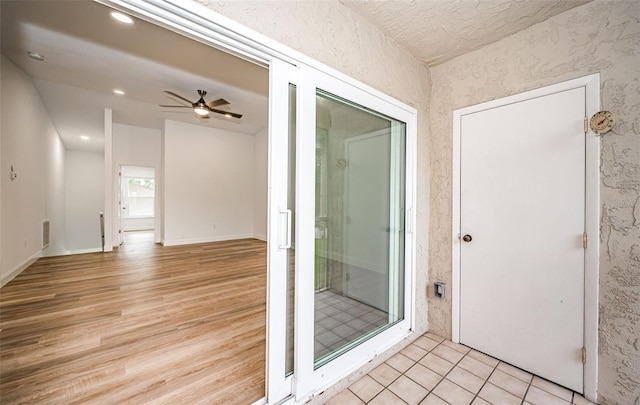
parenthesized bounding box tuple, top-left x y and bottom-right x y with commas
(462, 234, 472, 242)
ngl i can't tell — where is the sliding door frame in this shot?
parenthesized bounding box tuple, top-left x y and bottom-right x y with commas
(294, 65, 417, 400)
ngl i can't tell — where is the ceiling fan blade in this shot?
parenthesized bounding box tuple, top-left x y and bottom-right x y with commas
(164, 90, 194, 105)
(209, 108, 243, 119)
(206, 98, 230, 108)
(159, 105, 192, 108)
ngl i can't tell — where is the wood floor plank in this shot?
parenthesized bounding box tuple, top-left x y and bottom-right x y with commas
(1, 234, 266, 404)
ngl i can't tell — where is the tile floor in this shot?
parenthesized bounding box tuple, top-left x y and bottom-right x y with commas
(315, 290, 388, 359)
(327, 331, 596, 405)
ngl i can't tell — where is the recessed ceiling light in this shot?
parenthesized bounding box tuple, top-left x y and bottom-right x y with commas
(113, 89, 125, 95)
(80, 136, 90, 141)
(27, 51, 44, 61)
(225, 114, 232, 118)
(110, 11, 134, 24)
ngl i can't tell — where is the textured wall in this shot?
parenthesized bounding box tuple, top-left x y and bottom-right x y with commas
(428, 1, 639, 404)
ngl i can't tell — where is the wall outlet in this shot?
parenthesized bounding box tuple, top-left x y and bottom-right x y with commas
(434, 282, 446, 299)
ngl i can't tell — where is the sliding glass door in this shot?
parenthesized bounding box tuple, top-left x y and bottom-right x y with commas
(248, 60, 415, 404)
(293, 66, 415, 399)
(312, 91, 407, 367)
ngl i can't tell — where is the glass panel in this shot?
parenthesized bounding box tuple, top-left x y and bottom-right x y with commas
(285, 84, 296, 376)
(123, 177, 155, 217)
(313, 90, 406, 368)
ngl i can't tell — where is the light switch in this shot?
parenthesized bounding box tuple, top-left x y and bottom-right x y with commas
(434, 282, 445, 299)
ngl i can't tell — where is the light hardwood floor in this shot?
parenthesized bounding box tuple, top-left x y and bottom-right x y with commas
(0, 233, 266, 404)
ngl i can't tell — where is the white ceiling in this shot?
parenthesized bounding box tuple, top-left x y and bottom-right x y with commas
(341, 0, 592, 66)
(1, 1, 269, 152)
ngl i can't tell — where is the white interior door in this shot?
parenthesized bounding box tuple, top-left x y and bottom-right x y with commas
(459, 87, 586, 392)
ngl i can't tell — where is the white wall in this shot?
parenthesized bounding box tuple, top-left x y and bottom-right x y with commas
(253, 127, 268, 240)
(112, 123, 162, 242)
(64, 151, 104, 253)
(163, 119, 255, 245)
(1, 56, 66, 286)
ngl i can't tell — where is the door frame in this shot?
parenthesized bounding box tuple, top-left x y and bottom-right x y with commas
(294, 64, 417, 400)
(115, 163, 159, 244)
(451, 74, 600, 401)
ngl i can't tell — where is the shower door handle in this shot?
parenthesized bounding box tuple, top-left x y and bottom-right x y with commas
(279, 208, 292, 249)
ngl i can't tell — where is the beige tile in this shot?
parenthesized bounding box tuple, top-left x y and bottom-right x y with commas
(432, 345, 466, 364)
(442, 340, 471, 354)
(386, 352, 416, 373)
(478, 383, 521, 405)
(432, 379, 475, 405)
(420, 394, 449, 405)
(414, 336, 440, 352)
(467, 350, 499, 367)
(531, 376, 573, 401)
(471, 398, 491, 405)
(573, 394, 596, 405)
(369, 362, 401, 386)
(496, 362, 532, 383)
(419, 352, 455, 376)
(349, 375, 384, 403)
(457, 356, 494, 379)
(405, 363, 443, 391)
(326, 389, 364, 405)
(446, 366, 485, 394)
(368, 389, 406, 405)
(425, 332, 445, 342)
(525, 386, 571, 405)
(402, 343, 429, 361)
(388, 375, 429, 405)
(488, 369, 529, 398)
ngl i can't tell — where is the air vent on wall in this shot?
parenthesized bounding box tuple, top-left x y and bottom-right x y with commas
(42, 219, 50, 249)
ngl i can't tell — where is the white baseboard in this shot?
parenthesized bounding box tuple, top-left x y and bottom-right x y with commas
(64, 248, 103, 255)
(161, 233, 255, 247)
(253, 234, 267, 242)
(1, 250, 43, 288)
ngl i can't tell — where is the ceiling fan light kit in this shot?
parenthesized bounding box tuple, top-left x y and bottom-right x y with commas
(161, 89, 243, 119)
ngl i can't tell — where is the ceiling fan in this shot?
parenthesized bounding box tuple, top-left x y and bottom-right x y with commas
(160, 90, 243, 119)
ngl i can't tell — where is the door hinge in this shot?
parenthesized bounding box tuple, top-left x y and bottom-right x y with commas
(584, 117, 588, 134)
(583, 232, 588, 249)
(582, 347, 587, 364)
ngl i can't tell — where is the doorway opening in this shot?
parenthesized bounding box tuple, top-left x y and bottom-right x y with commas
(1, 0, 269, 403)
(118, 165, 156, 246)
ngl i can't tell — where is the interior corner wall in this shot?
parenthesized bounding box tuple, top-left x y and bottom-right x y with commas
(162, 119, 255, 245)
(64, 150, 104, 253)
(112, 123, 162, 242)
(428, 1, 640, 403)
(253, 127, 268, 240)
(1, 55, 66, 286)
